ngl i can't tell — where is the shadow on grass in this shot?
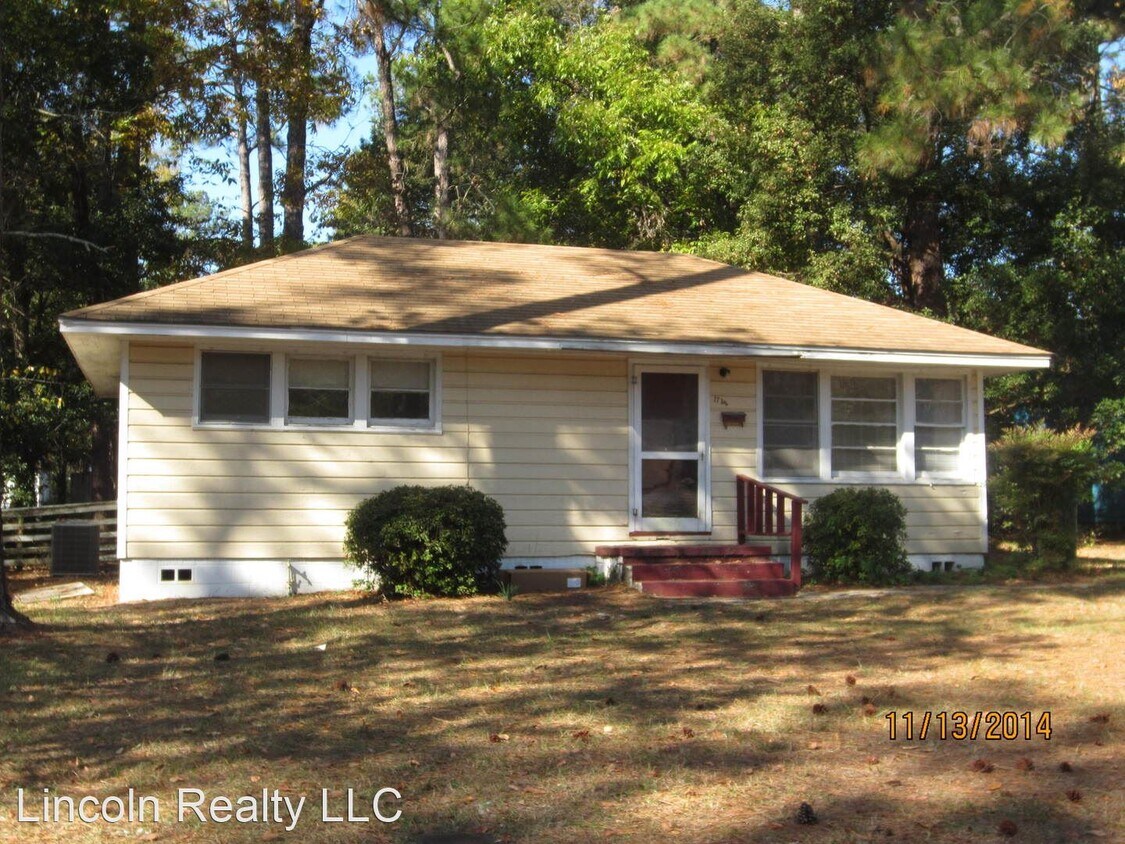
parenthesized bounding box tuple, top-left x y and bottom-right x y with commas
(2, 583, 1119, 843)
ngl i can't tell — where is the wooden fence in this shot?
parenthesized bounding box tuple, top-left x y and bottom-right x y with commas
(1, 501, 117, 567)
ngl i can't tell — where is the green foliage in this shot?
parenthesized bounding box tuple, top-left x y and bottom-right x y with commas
(989, 424, 1102, 566)
(1091, 398, 1125, 485)
(804, 488, 912, 585)
(344, 485, 508, 599)
(584, 565, 607, 587)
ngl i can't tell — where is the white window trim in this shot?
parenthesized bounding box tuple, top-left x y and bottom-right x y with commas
(914, 375, 969, 481)
(367, 355, 442, 433)
(193, 348, 274, 428)
(192, 346, 442, 434)
(828, 373, 903, 482)
(285, 354, 355, 427)
(756, 363, 974, 485)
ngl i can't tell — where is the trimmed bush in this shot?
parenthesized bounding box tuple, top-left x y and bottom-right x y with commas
(344, 485, 508, 598)
(804, 487, 911, 585)
(989, 424, 1099, 567)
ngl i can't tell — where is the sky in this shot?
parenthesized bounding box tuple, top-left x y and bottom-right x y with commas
(182, 50, 377, 245)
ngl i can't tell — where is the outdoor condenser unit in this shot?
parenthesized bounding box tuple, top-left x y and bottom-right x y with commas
(50, 521, 100, 576)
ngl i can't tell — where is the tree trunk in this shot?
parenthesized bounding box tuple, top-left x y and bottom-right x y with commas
(433, 123, 450, 239)
(236, 87, 255, 250)
(901, 186, 944, 313)
(90, 411, 116, 501)
(255, 85, 275, 251)
(367, 1, 412, 237)
(281, 0, 316, 251)
(0, 467, 32, 630)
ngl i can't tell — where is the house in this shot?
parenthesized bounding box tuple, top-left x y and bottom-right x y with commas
(59, 236, 1050, 601)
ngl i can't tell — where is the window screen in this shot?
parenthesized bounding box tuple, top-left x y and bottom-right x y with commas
(288, 358, 350, 421)
(370, 360, 433, 422)
(831, 376, 898, 474)
(915, 378, 964, 475)
(762, 370, 819, 476)
(199, 352, 270, 423)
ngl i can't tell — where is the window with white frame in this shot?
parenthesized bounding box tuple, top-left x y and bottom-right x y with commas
(830, 375, 899, 474)
(915, 377, 965, 475)
(199, 351, 271, 423)
(762, 370, 820, 477)
(761, 368, 973, 480)
(287, 358, 351, 423)
(369, 359, 434, 425)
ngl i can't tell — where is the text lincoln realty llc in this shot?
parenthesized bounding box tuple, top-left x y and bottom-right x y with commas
(14, 787, 403, 829)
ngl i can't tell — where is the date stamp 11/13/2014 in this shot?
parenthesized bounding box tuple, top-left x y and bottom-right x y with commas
(885, 711, 1053, 741)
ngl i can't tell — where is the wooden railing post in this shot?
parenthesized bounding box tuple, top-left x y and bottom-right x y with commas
(790, 499, 803, 588)
(736, 477, 746, 544)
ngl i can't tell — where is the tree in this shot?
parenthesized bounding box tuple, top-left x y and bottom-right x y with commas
(857, 0, 1108, 312)
(1, 0, 230, 505)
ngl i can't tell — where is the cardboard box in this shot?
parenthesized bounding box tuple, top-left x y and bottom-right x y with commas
(504, 568, 587, 593)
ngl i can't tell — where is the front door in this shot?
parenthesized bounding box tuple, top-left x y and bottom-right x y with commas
(632, 365, 709, 533)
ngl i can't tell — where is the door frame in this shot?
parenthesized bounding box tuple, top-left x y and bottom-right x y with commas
(628, 361, 712, 534)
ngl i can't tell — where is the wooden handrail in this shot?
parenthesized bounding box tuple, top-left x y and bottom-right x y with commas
(736, 475, 806, 588)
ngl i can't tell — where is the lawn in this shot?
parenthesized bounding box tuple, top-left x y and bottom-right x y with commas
(1, 559, 1122, 843)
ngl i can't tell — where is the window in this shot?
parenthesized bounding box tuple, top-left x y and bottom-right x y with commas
(370, 359, 434, 425)
(915, 378, 965, 475)
(831, 375, 898, 474)
(288, 358, 351, 423)
(199, 352, 270, 423)
(762, 370, 819, 476)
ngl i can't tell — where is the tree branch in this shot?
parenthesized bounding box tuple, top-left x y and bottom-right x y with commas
(1, 232, 109, 253)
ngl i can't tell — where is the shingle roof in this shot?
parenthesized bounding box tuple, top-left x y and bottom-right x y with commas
(62, 235, 1047, 358)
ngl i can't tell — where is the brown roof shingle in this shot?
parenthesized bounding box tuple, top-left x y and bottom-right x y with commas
(62, 236, 1047, 358)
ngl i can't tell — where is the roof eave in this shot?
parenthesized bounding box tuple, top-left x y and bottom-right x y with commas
(59, 317, 1052, 375)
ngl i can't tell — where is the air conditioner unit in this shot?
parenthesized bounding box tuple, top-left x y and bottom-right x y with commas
(51, 522, 100, 576)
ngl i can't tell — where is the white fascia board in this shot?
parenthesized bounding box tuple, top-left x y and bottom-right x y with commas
(57, 318, 1052, 370)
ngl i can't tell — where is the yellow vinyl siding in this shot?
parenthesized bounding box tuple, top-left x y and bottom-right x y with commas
(124, 343, 984, 561)
(125, 344, 629, 559)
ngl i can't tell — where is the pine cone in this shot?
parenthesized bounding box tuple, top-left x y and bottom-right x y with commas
(795, 802, 818, 825)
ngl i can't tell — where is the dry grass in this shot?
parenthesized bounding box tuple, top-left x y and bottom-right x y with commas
(1, 562, 1123, 843)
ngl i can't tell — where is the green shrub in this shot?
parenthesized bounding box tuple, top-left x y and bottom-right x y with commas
(989, 424, 1099, 567)
(804, 487, 911, 585)
(344, 485, 508, 598)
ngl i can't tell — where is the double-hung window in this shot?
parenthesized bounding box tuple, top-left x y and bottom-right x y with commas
(198, 352, 271, 423)
(915, 378, 965, 476)
(762, 370, 820, 477)
(288, 358, 351, 424)
(761, 368, 971, 480)
(830, 376, 899, 475)
(369, 359, 435, 427)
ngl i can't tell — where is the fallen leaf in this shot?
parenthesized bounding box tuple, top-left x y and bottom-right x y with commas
(806, 685, 821, 696)
(572, 730, 590, 741)
(250, 775, 261, 783)
(1015, 757, 1034, 771)
(682, 727, 695, 739)
(812, 703, 827, 715)
(1059, 761, 1074, 772)
(1089, 713, 1110, 724)
(845, 674, 857, 686)
(489, 733, 510, 743)
(1066, 789, 1082, 802)
(971, 759, 994, 773)
(863, 703, 877, 717)
(998, 819, 1018, 837)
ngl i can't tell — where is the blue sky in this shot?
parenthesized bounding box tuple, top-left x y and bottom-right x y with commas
(183, 48, 377, 244)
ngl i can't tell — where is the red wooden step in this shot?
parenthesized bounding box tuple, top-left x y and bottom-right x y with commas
(640, 579, 797, 598)
(595, 544, 772, 560)
(628, 561, 785, 581)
